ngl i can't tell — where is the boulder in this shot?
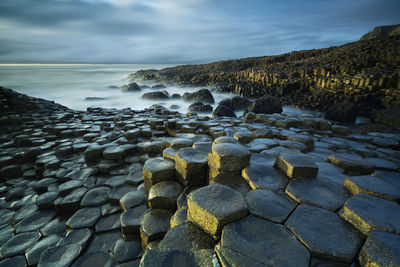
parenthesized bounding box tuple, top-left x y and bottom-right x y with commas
(121, 83, 141, 92)
(188, 102, 213, 113)
(246, 95, 282, 114)
(141, 91, 169, 100)
(151, 84, 166, 89)
(183, 89, 214, 104)
(325, 103, 358, 122)
(212, 102, 236, 118)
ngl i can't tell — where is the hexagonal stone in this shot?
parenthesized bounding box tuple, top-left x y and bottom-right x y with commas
(208, 143, 250, 173)
(170, 206, 188, 228)
(170, 138, 194, 150)
(95, 213, 121, 232)
(328, 153, 375, 174)
(81, 186, 111, 207)
(217, 215, 310, 267)
(14, 210, 56, 234)
(57, 228, 92, 250)
(242, 154, 288, 191)
(34, 178, 57, 194)
(71, 251, 116, 267)
(339, 194, 400, 235)
(66, 207, 101, 229)
(103, 146, 126, 160)
(234, 131, 253, 144)
(0, 226, 13, 248)
(0, 255, 27, 267)
(140, 209, 172, 248)
(143, 157, 175, 196)
(40, 217, 67, 236)
(121, 204, 148, 236)
(344, 176, 400, 201)
(140, 248, 213, 267)
(274, 153, 318, 179)
(365, 157, 398, 171)
(14, 203, 38, 222)
(59, 179, 83, 196)
(148, 181, 182, 210)
(187, 183, 248, 238)
(105, 175, 126, 187)
(158, 222, 214, 252)
(87, 231, 121, 254)
(25, 235, 62, 266)
(0, 232, 40, 258)
(55, 187, 87, 214)
(109, 184, 136, 204)
(175, 148, 208, 186)
(286, 177, 350, 211)
(286, 204, 362, 262)
(210, 172, 251, 197)
(38, 244, 81, 267)
(37, 191, 59, 209)
(162, 147, 177, 161)
(111, 238, 142, 263)
(120, 190, 145, 211)
(358, 230, 400, 267)
(246, 189, 296, 223)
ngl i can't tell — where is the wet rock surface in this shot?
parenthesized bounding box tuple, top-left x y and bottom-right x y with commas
(0, 86, 400, 266)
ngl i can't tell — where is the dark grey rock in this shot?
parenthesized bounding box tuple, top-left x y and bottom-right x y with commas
(0, 231, 40, 258)
(87, 231, 121, 253)
(274, 152, 319, 179)
(25, 235, 62, 266)
(38, 244, 81, 267)
(121, 204, 148, 236)
(246, 189, 296, 223)
(112, 238, 142, 262)
(72, 251, 116, 267)
(40, 217, 67, 236)
(95, 213, 121, 232)
(285, 204, 363, 262)
(57, 228, 92, 250)
(246, 95, 282, 114)
(66, 207, 101, 229)
(121, 83, 140, 92)
(14, 210, 56, 234)
(217, 215, 309, 267)
(344, 175, 400, 201)
(140, 209, 172, 247)
(0, 256, 27, 267)
(109, 185, 136, 204)
(81, 186, 111, 207)
(120, 190, 145, 211)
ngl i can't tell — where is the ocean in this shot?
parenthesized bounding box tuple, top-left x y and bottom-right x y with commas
(0, 64, 234, 114)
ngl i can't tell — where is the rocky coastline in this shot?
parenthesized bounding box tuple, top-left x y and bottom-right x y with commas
(130, 26, 400, 128)
(0, 85, 400, 266)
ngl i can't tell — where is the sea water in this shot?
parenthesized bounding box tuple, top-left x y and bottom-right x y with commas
(0, 64, 320, 117)
(0, 64, 235, 113)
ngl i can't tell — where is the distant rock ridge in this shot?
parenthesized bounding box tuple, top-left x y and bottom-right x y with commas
(360, 24, 400, 40)
(130, 25, 400, 127)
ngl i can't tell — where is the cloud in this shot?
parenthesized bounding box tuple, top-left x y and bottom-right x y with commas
(0, 0, 399, 63)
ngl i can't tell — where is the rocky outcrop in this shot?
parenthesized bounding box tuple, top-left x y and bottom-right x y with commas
(246, 94, 282, 114)
(182, 89, 214, 104)
(130, 26, 400, 127)
(325, 103, 358, 122)
(188, 102, 213, 113)
(360, 24, 400, 40)
(121, 83, 141, 92)
(141, 91, 169, 100)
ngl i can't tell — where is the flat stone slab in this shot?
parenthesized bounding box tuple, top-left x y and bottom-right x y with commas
(344, 175, 400, 201)
(285, 204, 363, 262)
(0, 232, 40, 258)
(158, 222, 214, 252)
(71, 251, 116, 267)
(140, 209, 172, 248)
(66, 207, 101, 229)
(95, 213, 121, 232)
(120, 190, 145, 211)
(38, 244, 81, 267)
(208, 143, 251, 172)
(14, 210, 56, 234)
(339, 193, 400, 235)
(87, 232, 121, 254)
(217, 215, 310, 267)
(175, 147, 208, 186)
(143, 157, 175, 195)
(246, 189, 296, 223)
(210, 172, 251, 197)
(148, 181, 182, 210)
(57, 228, 92, 250)
(358, 230, 400, 267)
(286, 177, 350, 211)
(81, 186, 111, 207)
(120, 204, 148, 236)
(111, 238, 141, 263)
(274, 153, 318, 179)
(187, 183, 248, 238)
(0, 256, 27, 267)
(109, 185, 135, 204)
(328, 153, 375, 174)
(140, 248, 213, 267)
(25, 235, 62, 266)
(242, 154, 288, 191)
(59, 179, 83, 196)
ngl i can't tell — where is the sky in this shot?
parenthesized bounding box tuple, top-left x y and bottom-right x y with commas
(0, 0, 399, 64)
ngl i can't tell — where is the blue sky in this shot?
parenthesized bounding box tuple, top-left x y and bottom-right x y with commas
(0, 0, 399, 64)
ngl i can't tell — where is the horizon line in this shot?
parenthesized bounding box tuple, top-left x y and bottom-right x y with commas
(0, 63, 178, 66)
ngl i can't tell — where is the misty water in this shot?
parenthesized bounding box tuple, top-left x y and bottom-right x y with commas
(0, 64, 320, 117)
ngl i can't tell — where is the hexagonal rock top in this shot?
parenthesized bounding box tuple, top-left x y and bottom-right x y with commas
(328, 153, 375, 175)
(358, 230, 400, 267)
(143, 157, 175, 195)
(148, 181, 183, 210)
(285, 177, 350, 211)
(339, 193, 400, 235)
(274, 153, 318, 179)
(344, 175, 400, 201)
(217, 215, 310, 267)
(208, 143, 251, 173)
(285, 204, 363, 262)
(187, 183, 248, 238)
(140, 209, 172, 248)
(175, 147, 209, 186)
